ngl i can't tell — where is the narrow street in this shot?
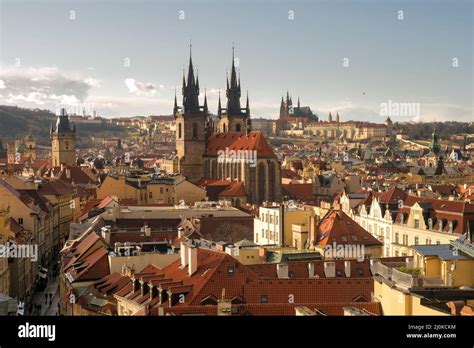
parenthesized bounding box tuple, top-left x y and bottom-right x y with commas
(29, 262, 60, 316)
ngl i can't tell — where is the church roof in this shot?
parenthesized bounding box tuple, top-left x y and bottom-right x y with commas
(219, 181, 246, 197)
(205, 131, 276, 157)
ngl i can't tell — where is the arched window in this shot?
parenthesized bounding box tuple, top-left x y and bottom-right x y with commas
(178, 123, 182, 139)
(236, 123, 241, 132)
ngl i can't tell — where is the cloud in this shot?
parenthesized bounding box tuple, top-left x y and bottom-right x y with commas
(0, 66, 98, 107)
(124, 78, 158, 95)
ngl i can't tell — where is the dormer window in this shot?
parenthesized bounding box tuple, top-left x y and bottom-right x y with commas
(428, 218, 433, 230)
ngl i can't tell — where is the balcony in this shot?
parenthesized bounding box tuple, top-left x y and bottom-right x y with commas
(371, 260, 448, 290)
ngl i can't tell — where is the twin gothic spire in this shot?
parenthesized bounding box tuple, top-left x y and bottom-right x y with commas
(177, 44, 249, 117)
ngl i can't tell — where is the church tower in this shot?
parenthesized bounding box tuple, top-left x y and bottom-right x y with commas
(175, 46, 209, 183)
(51, 108, 76, 167)
(218, 46, 250, 133)
(24, 132, 37, 161)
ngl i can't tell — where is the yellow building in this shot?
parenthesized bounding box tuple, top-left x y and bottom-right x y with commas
(254, 203, 314, 247)
(0, 209, 11, 295)
(97, 174, 206, 205)
(373, 232, 474, 315)
(225, 239, 264, 265)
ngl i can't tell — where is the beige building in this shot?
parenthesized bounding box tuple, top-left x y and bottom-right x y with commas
(305, 118, 387, 141)
(254, 203, 314, 247)
(97, 174, 206, 205)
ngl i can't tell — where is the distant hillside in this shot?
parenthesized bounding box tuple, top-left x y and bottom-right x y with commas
(395, 121, 474, 141)
(0, 105, 126, 147)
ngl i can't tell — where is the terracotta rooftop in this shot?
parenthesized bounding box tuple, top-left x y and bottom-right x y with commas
(205, 131, 276, 157)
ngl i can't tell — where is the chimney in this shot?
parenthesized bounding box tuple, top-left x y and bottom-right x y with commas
(405, 257, 413, 269)
(188, 245, 198, 276)
(323, 261, 336, 278)
(180, 241, 189, 268)
(308, 262, 315, 278)
(143, 223, 151, 237)
(276, 263, 289, 279)
(344, 260, 351, 277)
(101, 226, 111, 245)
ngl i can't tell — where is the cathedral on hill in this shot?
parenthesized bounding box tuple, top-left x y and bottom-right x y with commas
(279, 92, 318, 122)
(173, 46, 281, 205)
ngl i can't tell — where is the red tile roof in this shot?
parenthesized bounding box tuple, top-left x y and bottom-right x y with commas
(313, 210, 383, 247)
(219, 181, 246, 197)
(114, 247, 374, 314)
(205, 131, 276, 157)
(282, 183, 314, 200)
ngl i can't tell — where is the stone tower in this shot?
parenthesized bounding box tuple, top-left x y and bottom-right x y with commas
(51, 108, 76, 167)
(24, 132, 37, 161)
(174, 46, 209, 183)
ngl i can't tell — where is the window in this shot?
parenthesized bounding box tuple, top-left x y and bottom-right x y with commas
(18, 218, 23, 225)
(149, 192, 153, 199)
(227, 266, 235, 276)
(236, 123, 241, 132)
(414, 237, 419, 245)
(426, 239, 431, 245)
(403, 234, 408, 246)
(436, 241, 440, 245)
(395, 233, 399, 244)
(414, 219, 419, 229)
(255, 233, 259, 243)
(260, 295, 268, 304)
(160, 187, 164, 194)
(178, 123, 182, 139)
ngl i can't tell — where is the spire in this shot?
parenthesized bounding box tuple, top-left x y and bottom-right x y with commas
(226, 45, 242, 115)
(218, 90, 222, 116)
(203, 89, 208, 113)
(182, 44, 200, 113)
(181, 68, 186, 95)
(196, 67, 200, 93)
(297, 97, 300, 109)
(173, 89, 178, 114)
(246, 90, 250, 115)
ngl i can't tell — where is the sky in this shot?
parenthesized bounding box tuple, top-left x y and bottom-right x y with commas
(0, 0, 472, 122)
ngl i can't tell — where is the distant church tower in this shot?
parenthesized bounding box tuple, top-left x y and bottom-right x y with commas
(51, 108, 76, 167)
(174, 46, 210, 183)
(218, 46, 250, 133)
